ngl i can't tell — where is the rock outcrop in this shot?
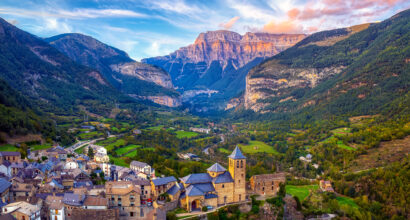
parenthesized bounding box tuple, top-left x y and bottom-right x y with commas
(245, 63, 345, 111)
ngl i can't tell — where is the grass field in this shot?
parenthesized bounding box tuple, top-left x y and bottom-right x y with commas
(0, 144, 19, 152)
(124, 150, 138, 157)
(286, 185, 319, 201)
(115, 145, 141, 155)
(30, 144, 53, 151)
(175, 130, 198, 139)
(331, 127, 352, 136)
(321, 136, 355, 150)
(336, 196, 358, 208)
(219, 148, 231, 154)
(146, 125, 164, 131)
(238, 141, 279, 155)
(109, 155, 129, 167)
(77, 131, 103, 140)
(96, 138, 126, 151)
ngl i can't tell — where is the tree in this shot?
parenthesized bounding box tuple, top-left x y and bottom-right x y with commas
(278, 183, 286, 197)
(88, 147, 94, 159)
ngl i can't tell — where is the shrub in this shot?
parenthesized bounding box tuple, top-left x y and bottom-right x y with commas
(202, 206, 208, 212)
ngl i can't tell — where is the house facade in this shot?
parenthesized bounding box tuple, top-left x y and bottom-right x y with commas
(249, 173, 286, 196)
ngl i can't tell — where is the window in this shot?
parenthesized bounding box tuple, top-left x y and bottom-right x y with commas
(239, 194, 241, 201)
(55, 210, 58, 214)
(238, 180, 240, 184)
(240, 160, 243, 168)
(241, 174, 244, 177)
(236, 161, 239, 168)
(262, 187, 264, 191)
(222, 184, 224, 188)
(271, 186, 274, 190)
(130, 212, 134, 217)
(55, 216, 57, 220)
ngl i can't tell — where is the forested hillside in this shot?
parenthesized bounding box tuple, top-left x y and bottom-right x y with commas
(244, 9, 410, 118)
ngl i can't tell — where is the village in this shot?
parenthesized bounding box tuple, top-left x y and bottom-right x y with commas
(0, 141, 337, 220)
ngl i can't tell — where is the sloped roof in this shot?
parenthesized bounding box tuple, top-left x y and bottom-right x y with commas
(228, 146, 246, 160)
(186, 185, 204, 197)
(0, 151, 20, 157)
(151, 176, 177, 186)
(63, 193, 85, 206)
(130, 161, 148, 168)
(0, 178, 11, 193)
(166, 183, 184, 196)
(207, 163, 226, 172)
(83, 196, 108, 206)
(212, 171, 234, 184)
(186, 183, 215, 197)
(180, 173, 212, 184)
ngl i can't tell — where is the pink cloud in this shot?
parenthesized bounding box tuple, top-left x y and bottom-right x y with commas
(262, 20, 303, 34)
(219, 16, 240, 29)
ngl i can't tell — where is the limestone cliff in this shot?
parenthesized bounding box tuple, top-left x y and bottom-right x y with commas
(244, 62, 344, 112)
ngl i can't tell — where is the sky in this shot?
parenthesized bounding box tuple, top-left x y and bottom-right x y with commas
(0, 0, 408, 61)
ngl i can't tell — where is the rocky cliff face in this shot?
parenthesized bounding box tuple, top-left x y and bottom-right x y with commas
(110, 62, 172, 88)
(160, 30, 305, 67)
(46, 33, 179, 107)
(245, 63, 344, 112)
(143, 30, 305, 111)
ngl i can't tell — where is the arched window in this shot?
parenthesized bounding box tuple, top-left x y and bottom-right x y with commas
(236, 160, 239, 168)
(240, 160, 243, 168)
(222, 184, 224, 188)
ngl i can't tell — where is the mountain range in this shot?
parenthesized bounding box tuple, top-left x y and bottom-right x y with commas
(143, 30, 305, 111)
(45, 33, 181, 107)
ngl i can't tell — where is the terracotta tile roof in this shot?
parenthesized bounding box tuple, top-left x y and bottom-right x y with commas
(70, 209, 119, 220)
(83, 196, 108, 207)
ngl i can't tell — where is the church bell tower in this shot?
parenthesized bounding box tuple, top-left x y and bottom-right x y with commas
(228, 145, 246, 202)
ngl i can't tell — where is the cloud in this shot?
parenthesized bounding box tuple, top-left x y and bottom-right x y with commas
(0, 7, 147, 19)
(146, 0, 202, 15)
(262, 20, 303, 34)
(7, 19, 18, 25)
(219, 16, 240, 29)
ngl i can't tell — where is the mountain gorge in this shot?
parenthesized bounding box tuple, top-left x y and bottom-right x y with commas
(143, 30, 305, 111)
(45, 33, 181, 107)
(243, 10, 410, 117)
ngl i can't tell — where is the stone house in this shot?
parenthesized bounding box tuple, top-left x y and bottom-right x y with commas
(249, 173, 286, 196)
(105, 181, 141, 219)
(83, 196, 108, 210)
(130, 161, 154, 178)
(151, 176, 177, 199)
(0, 151, 21, 164)
(45, 195, 64, 220)
(9, 182, 35, 202)
(2, 201, 41, 220)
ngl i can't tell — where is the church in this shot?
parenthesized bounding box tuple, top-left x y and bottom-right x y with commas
(178, 146, 247, 211)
